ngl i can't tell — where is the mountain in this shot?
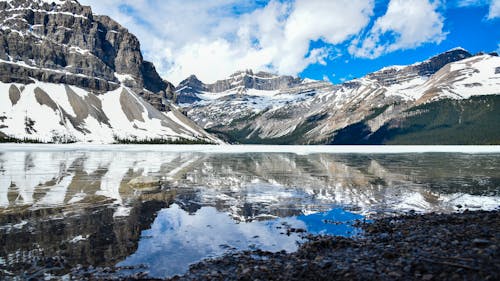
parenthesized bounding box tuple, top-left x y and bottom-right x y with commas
(175, 70, 302, 104)
(177, 49, 500, 144)
(0, 0, 219, 143)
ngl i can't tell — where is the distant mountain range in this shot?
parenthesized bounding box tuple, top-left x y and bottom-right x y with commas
(0, 0, 499, 144)
(177, 49, 500, 144)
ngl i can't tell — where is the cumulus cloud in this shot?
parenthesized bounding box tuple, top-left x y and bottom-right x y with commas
(79, 0, 452, 84)
(489, 0, 500, 19)
(349, 0, 446, 59)
(80, 0, 374, 84)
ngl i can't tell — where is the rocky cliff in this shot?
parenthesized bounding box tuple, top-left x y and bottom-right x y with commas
(366, 48, 472, 86)
(176, 70, 302, 104)
(0, 0, 171, 106)
(0, 0, 220, 143)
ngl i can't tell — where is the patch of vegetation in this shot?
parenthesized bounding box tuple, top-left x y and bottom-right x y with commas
(363, 104, 391, 121)
(208, 121, 318, 145)
(329, 122, 373, 145)
(331, 95, 500, 145)
(113, 136, 214, 145)
(0, 136, 51, 144)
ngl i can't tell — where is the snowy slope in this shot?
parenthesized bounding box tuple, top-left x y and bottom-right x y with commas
(179, 51, 500, 144)
(0, 80, 221, 143)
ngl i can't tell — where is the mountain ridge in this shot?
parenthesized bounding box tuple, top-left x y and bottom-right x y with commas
(177, 49, 500, 144)
(175, 69, 303, 103)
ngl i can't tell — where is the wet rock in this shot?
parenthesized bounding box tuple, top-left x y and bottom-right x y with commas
(472, 238, 492, 247)
(172, 210, 500, 281)
(422, 273, 434, 280)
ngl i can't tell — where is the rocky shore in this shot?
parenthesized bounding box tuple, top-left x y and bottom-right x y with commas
(171, 210, 499, 281)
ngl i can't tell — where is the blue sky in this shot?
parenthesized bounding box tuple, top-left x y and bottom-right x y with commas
(302, 1, 500, 83)
(81, 0, 500, 85)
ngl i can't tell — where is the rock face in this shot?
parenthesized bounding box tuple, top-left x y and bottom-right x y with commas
(366, 48, 472, 86)
(178, 49, 500, 144)
(176, 70, 302, 104)
(0, 0, 170, 103)
(0, 0, 220, 143)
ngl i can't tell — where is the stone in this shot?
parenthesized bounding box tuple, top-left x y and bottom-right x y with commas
(127, 176, 161, 190)
(422, 274, 434, 281)
(472, 238, 492, 247)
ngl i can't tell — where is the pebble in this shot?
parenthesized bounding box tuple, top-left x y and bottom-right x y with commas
(170, 210, 500, 281)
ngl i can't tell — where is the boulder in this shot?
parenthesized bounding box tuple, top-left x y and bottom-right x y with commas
(127, 176, 161, 191)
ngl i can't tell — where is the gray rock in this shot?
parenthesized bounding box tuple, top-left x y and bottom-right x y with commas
(175, 70, 302, 104)
(366, 48, 472, 86)
(127, 176, 161, 191)
(0, 0, 171, 110)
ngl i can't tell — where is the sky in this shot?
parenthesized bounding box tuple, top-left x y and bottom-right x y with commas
(79, 0, 500, 85)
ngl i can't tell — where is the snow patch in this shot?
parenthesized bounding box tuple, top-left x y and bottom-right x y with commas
(69, 235, 89, 243)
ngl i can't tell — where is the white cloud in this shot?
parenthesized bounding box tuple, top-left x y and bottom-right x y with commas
(488, 0, 500, 19)
(349, 0, 446, 58)
(454, 0, 489, 7)
(454, 0, 500, 20)
(80, 0, 374, 85)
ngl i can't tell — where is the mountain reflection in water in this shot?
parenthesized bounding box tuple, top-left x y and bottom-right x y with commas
(117, 205, 364, 278)
(0, 149, 499, 278)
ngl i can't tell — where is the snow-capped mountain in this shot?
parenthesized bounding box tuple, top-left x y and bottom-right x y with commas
(176, 70, 302, 104)
(178, 49, 500, 144)
(0, 81, 219, 143)
(0, 0, 219, 143)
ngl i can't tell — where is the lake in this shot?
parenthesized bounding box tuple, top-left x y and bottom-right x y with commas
(0, 145, 499, 279)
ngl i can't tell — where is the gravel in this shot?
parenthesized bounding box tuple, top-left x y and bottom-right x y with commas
(170, 210, 499, 281)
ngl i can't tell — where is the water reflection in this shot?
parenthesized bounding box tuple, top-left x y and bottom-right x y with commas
(117, 204, 364, 278)
(0, 149, 499, 278)
(1, 152, 499, 217)
(118, 204, 302, 277)
(297, 208, 364, 236)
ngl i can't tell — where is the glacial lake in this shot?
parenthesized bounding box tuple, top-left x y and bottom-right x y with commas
(0, 145, 499, 279)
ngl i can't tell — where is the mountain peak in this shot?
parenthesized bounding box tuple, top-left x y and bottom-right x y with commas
(175, 70, 303, 102)
(366, 47, 473, 86)
(0, 0, 169, 98)
(227, 69, 282, 80)
(428, 47, 471, 63)
(444, 46, 468, 53)
(0, 0, 83, 10)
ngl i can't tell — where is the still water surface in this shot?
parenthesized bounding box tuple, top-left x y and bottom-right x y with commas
(0, 145, 499, 278)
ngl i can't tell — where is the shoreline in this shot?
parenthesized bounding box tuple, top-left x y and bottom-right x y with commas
(1, 143, 500, 154)
(170, 210, 499, 281)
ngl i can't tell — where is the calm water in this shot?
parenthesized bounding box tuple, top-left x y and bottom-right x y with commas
(0, 145, 499, 278)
